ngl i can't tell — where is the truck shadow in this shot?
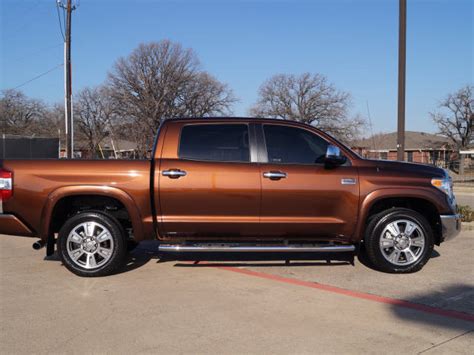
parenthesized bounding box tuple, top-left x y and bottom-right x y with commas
(168, 251, 353, 268)
(390, 284, 474, 332)
(172, 260, 351, 268)
(47, 241, 442, 275)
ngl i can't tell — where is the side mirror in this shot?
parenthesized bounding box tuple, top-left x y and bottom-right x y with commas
(325, 145, 346, 167)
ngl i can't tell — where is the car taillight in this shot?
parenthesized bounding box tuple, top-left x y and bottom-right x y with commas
(0, 169, 13, 201)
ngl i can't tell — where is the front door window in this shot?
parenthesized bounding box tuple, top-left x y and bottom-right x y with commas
(263, 124, 329, 165)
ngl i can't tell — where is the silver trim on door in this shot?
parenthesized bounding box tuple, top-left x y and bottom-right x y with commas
(162, 169, 187, 178)
(263, 171, 287, 180)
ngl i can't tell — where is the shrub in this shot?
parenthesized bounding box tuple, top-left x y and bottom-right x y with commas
(458, 205, 474, 222)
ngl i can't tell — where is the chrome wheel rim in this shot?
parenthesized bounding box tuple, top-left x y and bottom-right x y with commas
(379, 219, 425, 266)
(66, 222, 114, 269)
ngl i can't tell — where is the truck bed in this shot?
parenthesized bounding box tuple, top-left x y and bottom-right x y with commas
(1, 159, 154, 240)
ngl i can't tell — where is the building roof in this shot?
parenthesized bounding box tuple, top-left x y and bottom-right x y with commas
(352, 131, 453, 151)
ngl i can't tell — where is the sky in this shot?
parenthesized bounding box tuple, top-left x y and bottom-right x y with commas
(1, 0, 473, 135)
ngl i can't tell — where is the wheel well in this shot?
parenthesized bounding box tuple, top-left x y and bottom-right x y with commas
(366, 197, 442, 245)
(49, 195, 133, 240)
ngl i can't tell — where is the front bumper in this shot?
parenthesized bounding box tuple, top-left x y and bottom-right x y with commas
(440, 214, 461, 242)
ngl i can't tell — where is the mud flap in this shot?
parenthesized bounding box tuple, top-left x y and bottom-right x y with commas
(46, 234, 55, 256)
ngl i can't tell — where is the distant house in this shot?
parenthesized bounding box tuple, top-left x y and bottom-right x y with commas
(351, 131, 455, 167)
(59, 138, 139, 159)
(459, 148, 474, 175)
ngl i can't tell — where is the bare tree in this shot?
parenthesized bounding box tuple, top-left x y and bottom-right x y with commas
(174, 72, 236, 118)
(74, 86, 116, 157)
(431, 85, 473, 150)
(106, 40, 235, 155)
(0, 89, 47, 136)
(34, 103, 63, 138)
(113, 120, 151, 158)
(250, 73, 364, 141)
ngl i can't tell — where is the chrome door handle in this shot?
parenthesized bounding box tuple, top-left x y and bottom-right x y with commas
(162, 169, 187, 179)
(263, 171, 287, 180)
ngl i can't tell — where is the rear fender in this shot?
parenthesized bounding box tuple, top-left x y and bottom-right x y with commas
(40, 185, 144, 242)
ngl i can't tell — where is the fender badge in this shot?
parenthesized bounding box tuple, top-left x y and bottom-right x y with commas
(341, 178, 356, 185)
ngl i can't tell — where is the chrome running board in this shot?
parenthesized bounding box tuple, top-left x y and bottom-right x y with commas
(158, 243, 355, 253)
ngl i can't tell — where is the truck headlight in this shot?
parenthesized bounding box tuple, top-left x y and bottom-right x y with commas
(431, 176, 454, 199)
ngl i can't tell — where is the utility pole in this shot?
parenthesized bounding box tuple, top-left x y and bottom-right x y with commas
(58, 0, 76, 158)
(397, 0, 407, 161)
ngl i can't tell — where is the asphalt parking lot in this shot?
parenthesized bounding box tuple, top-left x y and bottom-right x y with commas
(1, 231, 473, 354)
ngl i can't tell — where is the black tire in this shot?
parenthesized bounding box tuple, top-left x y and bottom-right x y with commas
(57, 211, 127, 277)
(364, 208, 434, 273)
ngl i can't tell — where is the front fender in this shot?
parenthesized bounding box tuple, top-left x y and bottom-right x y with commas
(353, 187, 448, 242)
(40, 185, 145, 242)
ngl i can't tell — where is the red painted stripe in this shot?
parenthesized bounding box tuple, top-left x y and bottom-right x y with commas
(213, 265, 474, 323)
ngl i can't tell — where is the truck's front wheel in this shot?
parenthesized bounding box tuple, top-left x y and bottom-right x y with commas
(57, 211, 127, 277)
(364, 208, 434, 273)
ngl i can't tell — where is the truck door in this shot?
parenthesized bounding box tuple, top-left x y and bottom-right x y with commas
(257, 123, 359, 241)
(158, 121, 261, 239)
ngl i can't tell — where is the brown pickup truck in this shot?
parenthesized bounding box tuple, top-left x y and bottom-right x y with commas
(0, 118, 461, 276)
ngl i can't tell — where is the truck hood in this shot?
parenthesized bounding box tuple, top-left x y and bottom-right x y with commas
(360, 158, 446, 179)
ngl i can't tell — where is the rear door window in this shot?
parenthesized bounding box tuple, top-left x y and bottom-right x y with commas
(179, 124, 250, 162)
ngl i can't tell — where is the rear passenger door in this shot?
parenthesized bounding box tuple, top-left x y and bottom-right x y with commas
(158, 122, 261, 239)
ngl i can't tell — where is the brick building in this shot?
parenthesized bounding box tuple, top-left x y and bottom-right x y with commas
(351, 131, 455, 167)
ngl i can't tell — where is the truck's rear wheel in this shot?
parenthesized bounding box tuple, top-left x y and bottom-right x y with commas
(57, 211, 127, 277)
(364, 208, 434, 273)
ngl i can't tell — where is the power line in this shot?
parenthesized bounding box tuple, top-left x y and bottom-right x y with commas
(13, 64, 64, 90)
(56, 1, 66, 41)
(14, 43, 64, 62)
